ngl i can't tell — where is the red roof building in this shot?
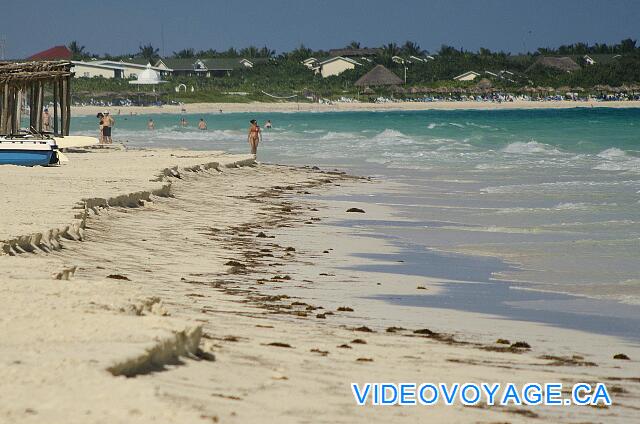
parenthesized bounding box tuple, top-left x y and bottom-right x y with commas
(27, 45, 73, 60)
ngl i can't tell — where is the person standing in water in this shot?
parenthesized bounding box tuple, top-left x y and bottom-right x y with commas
(103, 112, 114, 144)
(198, 118, 207, 130)
(247, 119, 261, 156)
(180, 117, 188, 127)
(264, 119, 272, 129)
(147, 119, 155, 130)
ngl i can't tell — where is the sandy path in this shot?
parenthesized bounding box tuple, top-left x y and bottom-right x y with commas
(2, 153, 638, 423)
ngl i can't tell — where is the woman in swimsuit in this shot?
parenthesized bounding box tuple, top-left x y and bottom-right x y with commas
(247, 119, 261, 156)
(96, 112, 104, 144)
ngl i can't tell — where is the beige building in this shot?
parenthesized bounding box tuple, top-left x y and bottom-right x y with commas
(311, 56, 361, 78)
(453, 71, 481, 81)
(71, 61, 124, 78)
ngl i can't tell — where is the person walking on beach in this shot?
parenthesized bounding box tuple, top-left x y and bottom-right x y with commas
(42, 108, 51, 132)
(198, 118, 207, 130)
(247, 119, 261, 156)
(147, 118, 155, 130)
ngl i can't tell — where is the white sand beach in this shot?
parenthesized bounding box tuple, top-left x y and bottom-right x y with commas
(71, 99, 640, 117)
(1, 147, 639, 423)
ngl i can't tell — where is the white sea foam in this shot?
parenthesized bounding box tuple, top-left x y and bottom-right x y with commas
(475, 163, 516, 170)
(502, 140, 561, 155)
(597, 147, 628, 159)
(481, 180, 640, 194)
(374, 128, 409, 139)
(369, 129, 417, 146)
(594, 159, 640, 172)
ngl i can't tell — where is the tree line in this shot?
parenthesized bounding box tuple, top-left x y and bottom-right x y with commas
(68, 38, 640, 62)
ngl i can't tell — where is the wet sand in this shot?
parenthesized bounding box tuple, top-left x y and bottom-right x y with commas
(1, 148, 639, 423)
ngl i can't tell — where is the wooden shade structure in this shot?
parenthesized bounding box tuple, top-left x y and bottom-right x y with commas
(0, 61, 73, 137)
(354, 65, 403, 88)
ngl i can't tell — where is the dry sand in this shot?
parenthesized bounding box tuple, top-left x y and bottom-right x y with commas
(72, 99, 640, 117)
(1, 148, 639, 423)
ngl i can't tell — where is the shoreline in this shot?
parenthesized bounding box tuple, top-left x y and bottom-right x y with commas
(2, 149, 639, 422)
(71, 99, 640, 116)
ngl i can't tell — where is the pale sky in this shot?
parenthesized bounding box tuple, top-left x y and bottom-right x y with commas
(2, 0, 639, 59)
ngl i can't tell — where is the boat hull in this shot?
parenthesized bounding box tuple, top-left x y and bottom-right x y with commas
(0, 140, 58, 166)
(0, 150, 55, 166)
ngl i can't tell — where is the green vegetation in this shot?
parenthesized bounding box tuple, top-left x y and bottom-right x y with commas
(68, 39, 640, 104)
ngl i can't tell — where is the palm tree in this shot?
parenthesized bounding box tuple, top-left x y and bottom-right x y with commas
(173, 48, 195, 58)
(382, 42, 400, 57)
(138, 43, 159, 61)
(288, 44, 313, 61)
(68, 41, 87, 60)
(536, 47, 552, 56)
(197, 49, 219, 58)
(258, 46, 275, 58)
(618, 38, 637, 53)
(438, 45, 458, 56)
(378, 43, 400, 66)
(222, 47, 239, 57)
(401, 41, 422, 56)
(240, 46, 259, 58)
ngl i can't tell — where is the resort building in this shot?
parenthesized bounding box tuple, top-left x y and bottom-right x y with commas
(70, 59, 164, 79)
(312, 56, 361, 78)
(302, 57, 320, 69)
(155, 58, 255, 77)
(71, 61, 124, 79)
(453, 71, 481, 81)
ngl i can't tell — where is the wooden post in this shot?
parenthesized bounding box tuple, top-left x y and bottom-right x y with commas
(64, 76, 71, 136)
(6, 87, 14, 134)
(16, 88, 23, 132)
(53, 80, 59, 135)
(0, 84, 3, 134)
(36, 81, 44, 132)
(29, 83, 36, 131)
(1, 83, 8, 134)
(60, 78, 67, 136)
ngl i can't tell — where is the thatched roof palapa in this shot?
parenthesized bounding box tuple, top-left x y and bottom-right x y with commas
(476, 78, 493, 91)
(355, 65, 403, 88)
(0, 60, 74, 136)
(329, 48, 381, 57)
(526, 56, 581, 73)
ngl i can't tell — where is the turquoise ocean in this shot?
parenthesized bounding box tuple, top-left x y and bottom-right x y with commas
(72, 108, 640, 339)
